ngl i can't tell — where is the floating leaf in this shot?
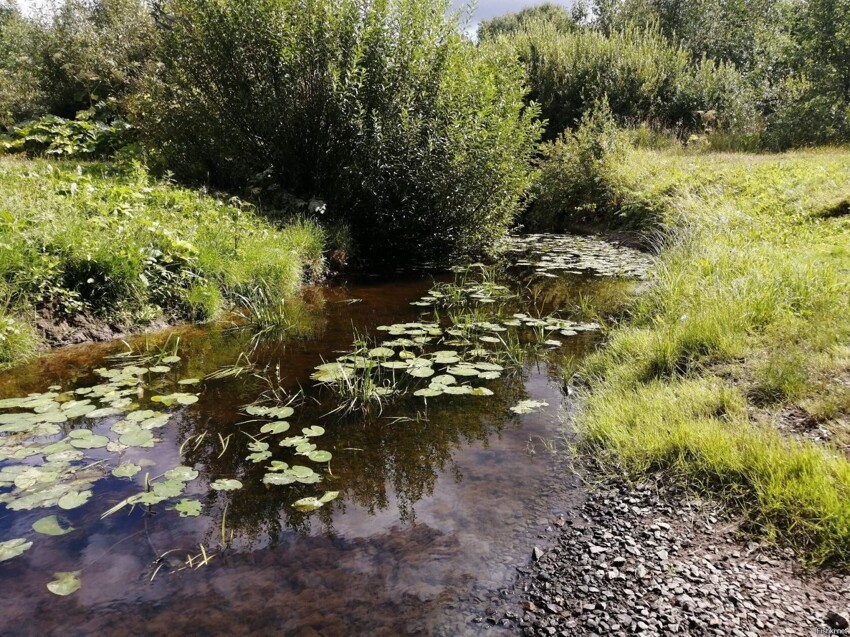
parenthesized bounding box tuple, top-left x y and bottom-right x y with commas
(32, 515, 74, 536)
(172, 499, 202, 517)
(152, 479, 185, 499)
(47, 571, 80, 596)
(119, 428, 155, 448)
(210, 479, 242, 491)
(292, 497, 323, 512)
(414, 388, 442, 397)
(149, 366, 171, 374)
(407, 367, 434, 378)
(69, 432, 110, 449)
(470, 387, 494, 396)
(112, 463, 141, 478)
(162, 355, 181, 364)
(368, 347, 395, 359)
(58, 490, 92, 510)
(443, 386, 474, 395)
(302, 426, 325, 437)
(0, 538, 32, 562)
(164, 466, 199, 482)
(260, 421, 290, 435)
(319, 491, 340, 503)
(178, 378, 201, 385)
(446, 366, 479, 377)
(510, 400, 549, 415)
(307, 450, 332, 463)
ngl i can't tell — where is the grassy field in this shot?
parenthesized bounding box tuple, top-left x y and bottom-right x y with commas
(0, 157, 325, 368)
(575, 148, 850, 565)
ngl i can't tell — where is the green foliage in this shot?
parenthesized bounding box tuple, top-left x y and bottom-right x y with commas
(477, 3, 576, 40)
(577, 149, 850, 564)
(501, 20, 757, 140)
(35, 0, 157, 118)
(594, 0, 850, 148)
(0, 6, 44, 128)
(142, 0, 542, 262)
(525, 100, 652, 232)
(0, 157, 325, 353)
(1, 111, 132, 157)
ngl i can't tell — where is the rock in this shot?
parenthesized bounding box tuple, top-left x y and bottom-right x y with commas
(533, 546, 545, 561)
(827, 612, 849, 630)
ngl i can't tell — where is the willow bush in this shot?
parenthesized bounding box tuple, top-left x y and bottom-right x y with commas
(142, 0, 542, 262)
(501, 20, 758, 140)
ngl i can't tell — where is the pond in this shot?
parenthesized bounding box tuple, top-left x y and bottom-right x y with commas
(0, 235, 651, 636)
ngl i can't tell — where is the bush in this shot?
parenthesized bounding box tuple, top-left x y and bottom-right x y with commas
(763, 77, 850, 150)
(142, 0, 542, 262)
(35, 0, 157, 119)
(500, 20, 758, 140)
(524, 100, 664, 233)
(0, 5, 45, 128)
(1, 111, 133, 157)
(477, 3, 576, 40)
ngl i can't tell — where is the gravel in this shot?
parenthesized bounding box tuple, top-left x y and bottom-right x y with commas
(483, 478, 850, 636)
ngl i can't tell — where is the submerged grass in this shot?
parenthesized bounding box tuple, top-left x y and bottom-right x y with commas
(576, 148, 850, 566)
(0, 156, 326, 368)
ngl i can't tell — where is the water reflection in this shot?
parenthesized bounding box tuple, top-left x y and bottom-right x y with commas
(0, 238, 640, 636)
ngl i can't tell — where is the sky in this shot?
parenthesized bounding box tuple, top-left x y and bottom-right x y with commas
(18, 0, 573, 25)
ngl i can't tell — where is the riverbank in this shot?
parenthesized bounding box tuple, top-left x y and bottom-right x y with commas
(0, 157, 325, 368)
(572, 149, 850, 565)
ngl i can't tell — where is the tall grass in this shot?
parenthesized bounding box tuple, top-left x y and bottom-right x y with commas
(576, 148, 850, 565)
(0, 156, 325, 367)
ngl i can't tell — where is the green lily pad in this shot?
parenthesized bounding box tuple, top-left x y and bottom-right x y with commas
(430, 374, 457, 386)
(47, 571, 80, 596)
(470, 387, 494, 396)
(210, 479, 242, 491)
(260, 421, 290, 435)
(161, 355, 181, 364)
(443, 385, 474, 395)
(178, 378, 201, 385)
(149, 366, 171, 374)
(292, 497, 323, 512)
(0, 538, 32, 562)
(368, 347, 395, 359)
(152, 479, 185, 499)
(164, 466, 199, 482)
(414, 388, 443, 397)
(407, 367, 434, 378)
(119, 428, 155, 448)
(112, 463, 142, 478)
(510, 400, 549, 415)
(58, 490, 92, 510)
(32, 515, 75, 536)
(446, 366, 480, 377)
(302, 426, 325, 437)
(69, 432, 110, 449)
(172, 498, 202, 517)
(307, 450, 333, 463)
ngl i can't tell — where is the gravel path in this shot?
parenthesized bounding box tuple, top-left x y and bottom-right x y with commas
(488, 479, 850, 636)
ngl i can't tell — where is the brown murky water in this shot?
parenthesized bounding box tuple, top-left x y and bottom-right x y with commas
(0, 238, 648, 636)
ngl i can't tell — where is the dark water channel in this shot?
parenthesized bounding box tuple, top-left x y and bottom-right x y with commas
(0, 235, 651, 636)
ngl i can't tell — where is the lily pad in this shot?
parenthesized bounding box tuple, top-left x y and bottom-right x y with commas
(414, 388, 443, 397)
(307, 450, 333, 463)
(260, 421, 290, 435)
(302, 426, 325, 437)
(407, 367, 434, 378)
(58, 490, 92, 510)
(210, 479, 242, 491)
(510, 400, 550, 415)
(47, 571, 81, 596)
(0, 538, 32, 562)
(368, 347, 395, 359)
(172, 498, 202, 517)
(32, 515, 75, 536)
(164, 466, 199, 482)
(112, 463, 142, 478)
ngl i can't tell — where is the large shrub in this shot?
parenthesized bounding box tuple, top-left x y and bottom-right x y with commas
(35, 0, 157, 118)
(502, 20, 758, 140)
(0, 4, 45, 128)
(142, 0, 542, 262)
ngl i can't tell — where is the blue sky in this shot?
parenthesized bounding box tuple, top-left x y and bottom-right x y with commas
(19, 0, 572, 24)
(451, 0, 572, 27)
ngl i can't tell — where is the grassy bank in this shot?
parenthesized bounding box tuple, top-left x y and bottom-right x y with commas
(0, 157, 325, 368)
(575, 149, 850, 565)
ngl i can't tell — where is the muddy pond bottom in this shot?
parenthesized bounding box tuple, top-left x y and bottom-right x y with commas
(0, 236, 651, 636)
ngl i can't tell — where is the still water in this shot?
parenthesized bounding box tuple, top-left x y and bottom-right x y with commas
(0, 236, 649, 636)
